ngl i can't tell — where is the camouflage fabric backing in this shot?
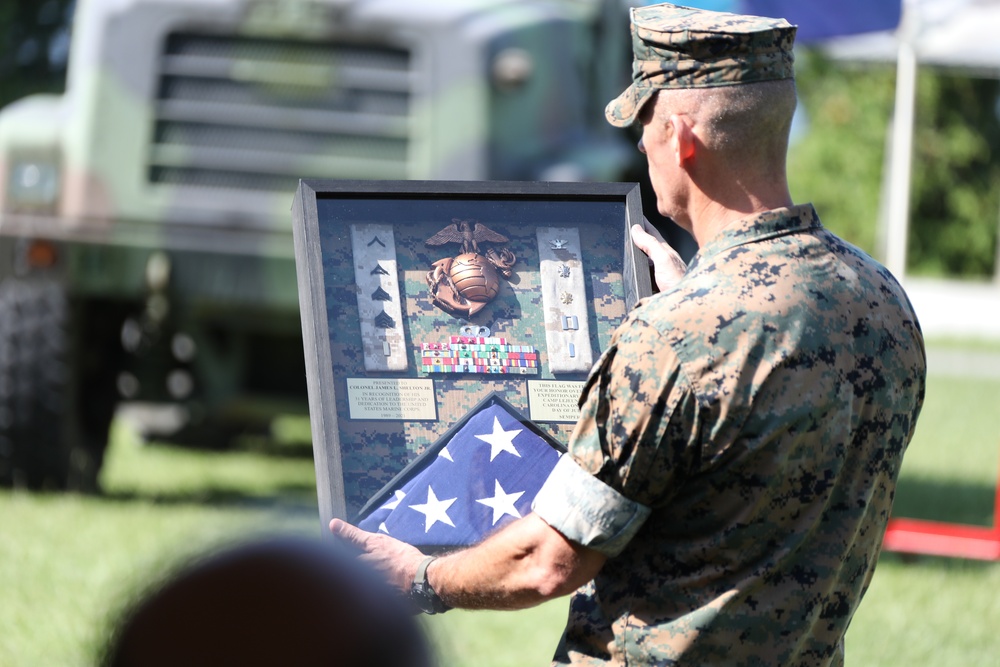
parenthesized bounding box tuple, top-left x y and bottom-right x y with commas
(316, 198, 632, 517)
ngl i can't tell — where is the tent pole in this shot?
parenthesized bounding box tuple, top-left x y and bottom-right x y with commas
(885, 37, 917, 280)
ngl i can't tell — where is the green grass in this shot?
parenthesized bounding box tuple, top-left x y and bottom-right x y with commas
(0, 422, 321, 666)
(425, 601, 568, 667)
(1, 362, 999, 666)
(843, 370, 1000, 666)
(890, 373, 1000, 526)
(924, 336, 1000, 354)
(847, 555, 1000, 665)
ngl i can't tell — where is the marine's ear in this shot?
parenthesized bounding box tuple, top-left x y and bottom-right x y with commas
(668, 113, 696, 167)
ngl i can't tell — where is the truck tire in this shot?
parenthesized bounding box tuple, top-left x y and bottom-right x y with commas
(0, 278, 108, 491)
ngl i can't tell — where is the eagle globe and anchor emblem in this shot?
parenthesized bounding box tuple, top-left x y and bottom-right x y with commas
(424, 219, 516, 318)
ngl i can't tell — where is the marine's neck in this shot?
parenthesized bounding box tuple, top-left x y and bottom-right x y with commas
(684, 173, 793, 247)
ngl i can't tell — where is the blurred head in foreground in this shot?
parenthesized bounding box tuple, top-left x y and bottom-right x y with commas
(103, 536, 433, 667)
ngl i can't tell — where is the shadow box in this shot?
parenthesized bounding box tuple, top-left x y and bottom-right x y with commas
(291, 180, 652, 531)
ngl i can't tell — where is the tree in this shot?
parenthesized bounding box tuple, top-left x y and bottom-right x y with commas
(788, 51, 897, 257)
(790, 51, 999, 279)
(909, 72, 1000, 278)
(0, 0, 74, 108)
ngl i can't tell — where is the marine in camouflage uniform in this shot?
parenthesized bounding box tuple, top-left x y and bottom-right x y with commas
(534, 203, 926, 665)
(330, 5, 927, 665)
(529, 4, 927, 665)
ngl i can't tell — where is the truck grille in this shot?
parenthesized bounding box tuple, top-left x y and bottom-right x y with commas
(148, 32, 413, 191)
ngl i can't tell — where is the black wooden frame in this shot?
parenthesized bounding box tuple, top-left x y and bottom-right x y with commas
(291, 179, 650, 531)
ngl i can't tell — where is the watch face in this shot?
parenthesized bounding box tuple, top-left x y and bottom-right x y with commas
(410, 582, 439, 614)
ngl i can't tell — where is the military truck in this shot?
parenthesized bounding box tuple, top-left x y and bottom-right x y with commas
(0, 0, 640, 490)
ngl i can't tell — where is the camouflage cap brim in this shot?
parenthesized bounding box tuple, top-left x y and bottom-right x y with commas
(605, 81, 657, 128)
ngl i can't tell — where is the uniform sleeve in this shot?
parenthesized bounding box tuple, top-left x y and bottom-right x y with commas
(533, 315, 700, 555)
(532, 454, 651, 557)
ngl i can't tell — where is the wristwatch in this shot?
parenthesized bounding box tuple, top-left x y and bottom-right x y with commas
(410, 556, 451, 615)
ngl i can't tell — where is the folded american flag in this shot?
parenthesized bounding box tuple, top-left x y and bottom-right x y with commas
(356, 393, 564, 552)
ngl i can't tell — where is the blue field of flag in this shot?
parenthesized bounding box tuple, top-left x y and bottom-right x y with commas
(357, 394, 565, 552)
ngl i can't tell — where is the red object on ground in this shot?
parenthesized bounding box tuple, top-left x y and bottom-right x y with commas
(882, 463, 1000, 561)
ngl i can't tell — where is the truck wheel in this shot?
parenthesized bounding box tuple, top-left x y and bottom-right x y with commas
(0, 278, 108, 491)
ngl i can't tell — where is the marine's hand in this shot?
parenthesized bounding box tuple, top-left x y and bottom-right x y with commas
(630, 220, 687, 292)
(329, 518, 424, 592)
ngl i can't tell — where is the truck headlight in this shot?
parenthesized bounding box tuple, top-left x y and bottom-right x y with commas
(492, 48, 534, 91)
(7, 159, 59, 211)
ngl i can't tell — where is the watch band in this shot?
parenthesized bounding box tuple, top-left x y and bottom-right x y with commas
(411, 555, 451, 615)
(414, 556, 436, 587)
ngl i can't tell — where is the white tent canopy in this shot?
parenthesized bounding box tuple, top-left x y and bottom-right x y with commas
(827, 0, 1000, 71)
(916, 0, 1000, 71)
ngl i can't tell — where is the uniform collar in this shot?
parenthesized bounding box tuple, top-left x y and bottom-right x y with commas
(688, 203, 822, 272)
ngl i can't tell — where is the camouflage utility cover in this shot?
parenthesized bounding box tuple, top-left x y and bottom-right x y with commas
(606, 3, 797, 127)
(542, 205, 926, 666)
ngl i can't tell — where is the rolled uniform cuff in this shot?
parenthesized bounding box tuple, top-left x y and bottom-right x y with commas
(532, 455, 651, 557)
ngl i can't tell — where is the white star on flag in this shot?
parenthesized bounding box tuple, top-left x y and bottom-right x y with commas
(409, 485, 457, 532)
(383, 490, 406, 511)
(355, 398, 564, 549)
(476, 479, 525, 525)
(475, 416, 522, 461)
